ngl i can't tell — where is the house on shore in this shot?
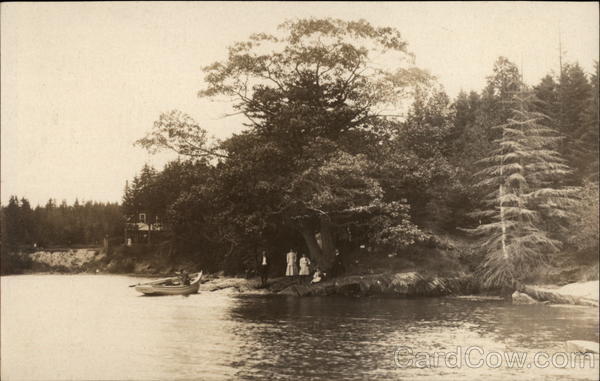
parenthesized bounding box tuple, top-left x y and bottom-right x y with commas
(125, 213, 168, 245)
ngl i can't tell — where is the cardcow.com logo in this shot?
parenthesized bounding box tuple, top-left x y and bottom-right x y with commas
(393, 346, 598, 369)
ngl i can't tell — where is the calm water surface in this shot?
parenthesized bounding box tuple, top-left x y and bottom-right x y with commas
(1, 275, 598, 380)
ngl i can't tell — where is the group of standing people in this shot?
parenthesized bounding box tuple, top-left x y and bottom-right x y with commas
(256, 248, 344, 288)
(285, 249, 305, 276)
(285, 250, 321, 281)
(286, 249, 334, 284)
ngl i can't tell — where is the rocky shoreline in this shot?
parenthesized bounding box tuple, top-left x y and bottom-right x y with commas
(6, 248, 599, 308)
(198, 272, 599, 309)
(275, 272, 479, 297)
(513, 281, 599, 307)
(198, 271, 479, 297)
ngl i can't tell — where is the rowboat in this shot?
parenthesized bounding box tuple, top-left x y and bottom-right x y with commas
(134, 271, 203, 296)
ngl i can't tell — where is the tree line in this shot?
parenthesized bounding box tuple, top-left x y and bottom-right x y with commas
(124, 19, 598, 285)
(1, 197, 124, 249)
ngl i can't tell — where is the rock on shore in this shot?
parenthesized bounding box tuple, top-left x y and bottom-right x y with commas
(199, 276, 261, 293)
(520, 281, 599, 307)
(30, 249, 104, 271)
(511, 291, 541, 304)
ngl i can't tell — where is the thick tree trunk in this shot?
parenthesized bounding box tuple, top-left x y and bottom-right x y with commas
(298, 221, 325, 265)
(297, 217, 337, 271)
(319, 215, 336, 270)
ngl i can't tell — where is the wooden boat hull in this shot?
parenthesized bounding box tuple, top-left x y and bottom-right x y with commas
(135, 272, 202, 296)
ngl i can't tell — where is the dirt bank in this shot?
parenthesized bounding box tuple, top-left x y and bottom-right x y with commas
(6, 244, 197, 276)
(29, 248, 105, 272)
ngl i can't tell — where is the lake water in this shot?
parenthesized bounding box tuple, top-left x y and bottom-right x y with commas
(1, 275, 598, 380)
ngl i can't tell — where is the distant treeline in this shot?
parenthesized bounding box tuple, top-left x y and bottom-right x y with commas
(1, 197, 124, 249)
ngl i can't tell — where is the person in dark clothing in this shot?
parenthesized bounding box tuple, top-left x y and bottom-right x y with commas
(179, 269, 190, 286)
(330, 249, 345, 278)
(258, 250, 270, 288)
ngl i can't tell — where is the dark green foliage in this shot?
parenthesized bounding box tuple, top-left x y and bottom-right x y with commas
(567, 182, 599, 258)
(129, 20, 598, 280)
(466, 89, 578, 288)
(2, 196, 25, 249)
(480, 57, 522, 131)
(557, 63, 594, 181)
(3, 20, 596, 281)
(122, 160, 212, 225)
(577, 62, 599, 182)
(194, 18, 430, 270)
(533, 75, 559, 125)
(0, 251, 33, 275)
(1, 197, 124, 249)
(532, 63, 598, 184)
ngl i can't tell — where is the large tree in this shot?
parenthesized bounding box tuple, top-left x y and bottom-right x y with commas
(138, 19, 429, 270)
(467, 89, 576, 289)
(204, 19, 433, 269)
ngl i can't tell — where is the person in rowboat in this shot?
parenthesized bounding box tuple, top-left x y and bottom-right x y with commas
(178, 269, 190, 286)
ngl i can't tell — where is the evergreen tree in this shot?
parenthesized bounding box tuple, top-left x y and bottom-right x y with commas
(533, 75, 560, 128)
(2, 196, 22, 249)
(467, 89, 576, 289)
(123, 164, 159, 222)
(473, 57, 522, 164)
(557, 63, 593, 181)
(451, 91, 480, 153)
(2, 198, 124, 248)
(481, 57, 522, 128)
(401, 85, 454, 159)
(575, 61, 599, 182)
(19, 198, 35, 244)
(391, 85, 464, 228)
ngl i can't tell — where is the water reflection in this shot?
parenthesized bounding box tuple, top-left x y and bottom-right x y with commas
(1, 276, 598, 380)
(227, 296, 599, 380)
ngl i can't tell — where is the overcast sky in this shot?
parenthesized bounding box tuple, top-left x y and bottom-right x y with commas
(1, 2, 598, 206)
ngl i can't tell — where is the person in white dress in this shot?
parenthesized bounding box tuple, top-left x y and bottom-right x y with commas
(299, 253, 311, 280)
(285, 249, 298, 276)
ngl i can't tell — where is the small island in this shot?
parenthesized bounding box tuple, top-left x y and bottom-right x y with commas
(1, 7, 598, 381)
(3, 19, 598, 304)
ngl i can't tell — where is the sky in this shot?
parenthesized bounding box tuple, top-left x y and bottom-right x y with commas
(1, 2, 598, 206)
